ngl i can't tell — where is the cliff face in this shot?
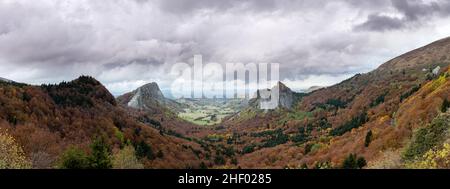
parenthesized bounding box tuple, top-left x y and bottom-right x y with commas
(252, 82, 298, 110)
(117, 82, 185, 113)
(277, 82, 296, 109)
(126, 82, 165, 109)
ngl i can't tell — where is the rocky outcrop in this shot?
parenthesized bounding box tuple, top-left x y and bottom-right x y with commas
(251, 82, 298, 110)
(117, 82, 185, 112)
(127, 83, 165, 109)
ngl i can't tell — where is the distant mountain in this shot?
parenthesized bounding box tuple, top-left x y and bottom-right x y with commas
(117, 82, 185, 112)
(250, 81, 303, 110)
(0, 77, 13, 83)
(304, 86, 323, 93)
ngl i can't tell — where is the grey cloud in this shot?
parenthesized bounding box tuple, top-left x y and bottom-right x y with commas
(0, 2, 107, 66)
(355, 14, 405, 31)
(356, 0, 450, 32)
(155, 0, 336, 15)
(345, 0, 391, 9)
(1, 0, 449, 95)
(157, 0, 237, 14)
(103, 58, 164, 70)
(392, 0, 440, 20)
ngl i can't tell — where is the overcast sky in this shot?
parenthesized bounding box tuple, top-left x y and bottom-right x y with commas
(1, 0, 450, 96)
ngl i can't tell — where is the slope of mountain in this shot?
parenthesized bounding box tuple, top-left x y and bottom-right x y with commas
(0, 76, 206, 168)
(215, 36, 450, 168)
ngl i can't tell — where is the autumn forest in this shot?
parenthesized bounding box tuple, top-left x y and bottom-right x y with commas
(2, 36, 450, 169)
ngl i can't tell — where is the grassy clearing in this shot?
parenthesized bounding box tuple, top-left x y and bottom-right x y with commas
(178, 105, 237, 126)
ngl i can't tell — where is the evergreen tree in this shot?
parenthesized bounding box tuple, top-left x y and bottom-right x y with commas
(341, 154, 366, 169)
(330, 112, 368, 136)
(231, 157, 238, 165)
(156, 150, 164, 158)
(214, 155, 225, 165)
(135, 141, 155, 160)
(304, 143, 314, 155)
(341, 154, 357, 169)
(364, 130, 373, 147)
(441, 99, 450, 112)
(89, 137, 112, 169)
(199, 161, 208, 169)
(356, 157, 367, 168)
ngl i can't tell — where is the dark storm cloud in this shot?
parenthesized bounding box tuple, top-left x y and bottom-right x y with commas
(355, 14, 405, 31)
(356, 0, 450, 31)
(392, 0, 440, 20)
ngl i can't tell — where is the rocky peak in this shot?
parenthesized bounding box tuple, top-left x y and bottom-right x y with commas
(118, 82, 186, 112)
(137, 82, 165, 99)
(275, 81, 295, 109)
(127, 82, 165, 109)
(253, 81, 296, 110)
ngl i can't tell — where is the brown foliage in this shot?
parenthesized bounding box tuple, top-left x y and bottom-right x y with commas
(0, 76, 204, 168)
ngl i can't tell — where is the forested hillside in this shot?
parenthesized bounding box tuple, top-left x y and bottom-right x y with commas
(213, 37, 450, 168)
(0, 76, 206, 169)
(2, 37, 450, 169)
